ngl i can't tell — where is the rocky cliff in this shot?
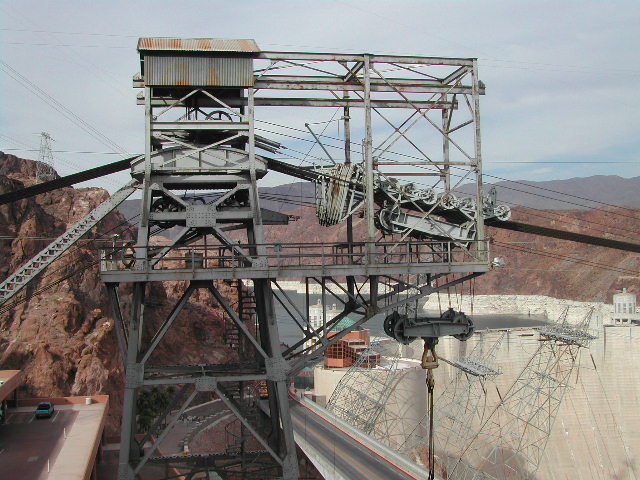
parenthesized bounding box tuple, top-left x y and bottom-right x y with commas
(480, 206, 640, 301)
(0, 152, 233, 436)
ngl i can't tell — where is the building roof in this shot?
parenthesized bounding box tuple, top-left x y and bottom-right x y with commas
(137, 38, 260, 53)
(331, 316, 357, 332)
(0, 396, 109, 480)
(0, 370, 23, 402)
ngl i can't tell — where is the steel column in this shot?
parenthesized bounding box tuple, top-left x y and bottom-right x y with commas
(363, 55, 376, 264)
(472, 60, 486, 262)
(118, 282, 145, 479)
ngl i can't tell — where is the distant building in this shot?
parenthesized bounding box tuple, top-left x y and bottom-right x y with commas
(305, 300, 346, 351)
(612, 288, 639, 324)
(324, 322, 381, 369)
(298, 310, 381, 393)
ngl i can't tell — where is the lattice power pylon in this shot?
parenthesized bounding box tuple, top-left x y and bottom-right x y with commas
(447, 308, 596, 480)
(36, 131, 55, 182)
(326, 341, 402, 434)
(401, 331, 505, 473)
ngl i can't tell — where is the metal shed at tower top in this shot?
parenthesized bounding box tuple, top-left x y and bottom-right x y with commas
(137, 37, 260, 87)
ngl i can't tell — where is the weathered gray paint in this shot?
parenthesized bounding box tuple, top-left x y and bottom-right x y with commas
(143, 55, 255, 86)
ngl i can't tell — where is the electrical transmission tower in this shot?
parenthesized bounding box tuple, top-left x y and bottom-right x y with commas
(36, 132, 55, 182)
(402, 331, 505, 476)
(447, 308, 595, 480)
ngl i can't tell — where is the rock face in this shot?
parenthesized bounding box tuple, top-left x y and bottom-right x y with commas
(0, 152, 233, 437)
(480, 207, 640, 302)
(1, 151, 638, 436)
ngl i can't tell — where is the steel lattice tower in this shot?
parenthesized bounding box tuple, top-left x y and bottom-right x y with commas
(447, 309, 595, 480)
(401, 331, 504, 476)
(36, 131, 55, 182)
(327, 341, 403, 435)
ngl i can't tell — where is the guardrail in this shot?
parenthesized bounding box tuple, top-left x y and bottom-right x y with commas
(291, 392, 433, 480)
(100, 239, 489, 273)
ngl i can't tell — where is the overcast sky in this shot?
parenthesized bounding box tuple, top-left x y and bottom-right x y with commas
(1, 0, 639, 192)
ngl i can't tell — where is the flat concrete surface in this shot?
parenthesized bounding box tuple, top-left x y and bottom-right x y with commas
(0, 370, 23, 402)
(290, 398, 418, 480)
(0, 403, 106, 480)
(0, 406, 78, 479)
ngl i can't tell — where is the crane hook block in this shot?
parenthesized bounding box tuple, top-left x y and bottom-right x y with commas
(383, 307, 474, 345)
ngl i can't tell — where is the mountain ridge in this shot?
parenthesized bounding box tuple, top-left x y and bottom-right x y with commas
(117, 174, 640, 220)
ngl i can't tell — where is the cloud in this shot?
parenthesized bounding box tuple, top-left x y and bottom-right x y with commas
(1, 0, 639, 191)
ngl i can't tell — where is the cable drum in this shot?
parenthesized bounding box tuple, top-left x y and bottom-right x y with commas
(375, 206, 408, 235)
(151, 197, 183, 228)
(383, 311, 416, 345)
(121, 242, 136, 269)
(493, 204, 512, 221)
(458, 197, 477, 219)
(439, 192, 459, 210)
(418, 187, 437, 204)
(314, 164, 365, 226)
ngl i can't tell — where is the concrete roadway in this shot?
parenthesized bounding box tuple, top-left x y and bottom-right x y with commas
(289, 398, 418, 480)
(0, 408, 78, 480)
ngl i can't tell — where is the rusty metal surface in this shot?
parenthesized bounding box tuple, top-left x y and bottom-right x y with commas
(138, 37, 259, 53)
(143, 55, 254, 86)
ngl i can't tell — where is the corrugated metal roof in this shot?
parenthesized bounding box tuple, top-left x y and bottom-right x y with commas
(138, 37, 260, 53)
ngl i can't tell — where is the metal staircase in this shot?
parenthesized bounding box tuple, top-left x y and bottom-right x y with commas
(224, 280, 257, 350)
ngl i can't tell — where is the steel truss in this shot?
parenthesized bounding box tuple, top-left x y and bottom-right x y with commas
(326, 340, 403, 435)
(401, 331, 505, 475)
(36, 131, 55, 183)
(103, 40, 493, 479)
(446, 308, 596, 480)
(326, 339, 426, 452)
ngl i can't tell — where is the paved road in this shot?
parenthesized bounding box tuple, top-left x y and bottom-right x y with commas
(290, 398, 418, 480)
(0, 409, 78, 480)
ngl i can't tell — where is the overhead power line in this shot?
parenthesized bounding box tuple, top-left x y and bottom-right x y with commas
(254, 120, 640, 241)
(492, 241, 640, 278)
(256, 118, 640, 219)
(1, 148, 137, 155)
(0, 59, 127, 154)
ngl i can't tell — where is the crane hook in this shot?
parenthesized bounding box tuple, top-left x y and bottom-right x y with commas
(421, 337, 439, 480)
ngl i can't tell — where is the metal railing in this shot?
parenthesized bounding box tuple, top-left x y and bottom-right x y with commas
(100, 239, 489, 273)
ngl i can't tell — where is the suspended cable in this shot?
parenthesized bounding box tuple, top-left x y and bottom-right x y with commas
(266, 126, 639, 244)
(257, 117, 640, 222)
(492, 241, 640, 277)
(0, 60, 127, 154)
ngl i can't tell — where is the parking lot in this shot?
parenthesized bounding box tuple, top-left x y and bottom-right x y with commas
(0, 407, 78, 479)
